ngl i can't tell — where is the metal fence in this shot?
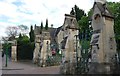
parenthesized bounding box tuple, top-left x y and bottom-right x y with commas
(46, 54, 62, 66)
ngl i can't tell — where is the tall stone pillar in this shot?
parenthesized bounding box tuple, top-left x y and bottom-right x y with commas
(89, 0, 117, 74)
(11, 40, 17, 62)
(33, 42, 40, 63)
(39, 40, 51, 67)
(60, 14, 81, 74)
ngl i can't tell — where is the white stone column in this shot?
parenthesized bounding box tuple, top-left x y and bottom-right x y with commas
(11, 45, 17, 62)
(33, 43, 40, 63)
(11, 40, 17, 62)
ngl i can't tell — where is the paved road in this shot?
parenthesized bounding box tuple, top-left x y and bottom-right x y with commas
(2, 61, 60, 74)
(2, 55, 60, 74)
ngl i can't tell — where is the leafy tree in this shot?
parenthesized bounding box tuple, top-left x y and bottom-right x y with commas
(45, 19, 48, 30)
(29, 25, 35, 42)
(17, 34, 35, 60)
(78, 16, 90, 40)
(78, 16, 89, 32)
(88, 9, 93, 20)
(5, 26, 19, 40)
(17, 34, 34, 60)
(21, 35, 30, 43)
(2, 43, 11, 58)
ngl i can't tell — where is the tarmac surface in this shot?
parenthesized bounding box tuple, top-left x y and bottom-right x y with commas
(1, 52, 60, 74)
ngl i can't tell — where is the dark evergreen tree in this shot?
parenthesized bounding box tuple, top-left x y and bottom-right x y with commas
(45, 19, 48, 30)
(19, 33, 22, 39)
(74, 5, 86, 21)
(41, 21, 43, 30)
(29, 25, 35, 42)
(70, 8, 75, 15)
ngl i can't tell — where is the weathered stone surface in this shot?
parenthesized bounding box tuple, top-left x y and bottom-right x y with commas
(11, 40, 17, 62)
(88, 62, 113, 74)
(89, 0, 117, 74)
(33, 26, 55, 66)
(11, 45, 17, 62)
(59, 14, 81, 74)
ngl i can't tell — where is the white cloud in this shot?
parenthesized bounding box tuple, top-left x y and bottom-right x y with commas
(0, 0, 120, 37)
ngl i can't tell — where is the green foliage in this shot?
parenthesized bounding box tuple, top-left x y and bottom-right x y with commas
(70, 5, 91, 40)
(17, 35, 30, 46)
(29, 25, 35, 42)
(2, 43, 12, 57)
(78, 16, 91, 40)
(70, 5, 86, 21)
(76, 40, 90, 74)
(78, 16, 89, 32)
(17, 34, 35, 60)
(80, 40, 90, 50)
(74, 5, 86, 21)
(88, 9, 93, 19)
(45, 19, 48, 30)
(18, 33, 22, 39)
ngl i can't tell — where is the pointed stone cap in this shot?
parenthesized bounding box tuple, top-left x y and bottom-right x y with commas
(92, 1, 114, 18)
(94, 0, 106, 4)
(65, 14, 75, 18)
(64, 14, 79, 30)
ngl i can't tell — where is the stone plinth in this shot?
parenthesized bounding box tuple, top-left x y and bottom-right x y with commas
(11, 45, 17, 62)
(88, 62, 116, 74)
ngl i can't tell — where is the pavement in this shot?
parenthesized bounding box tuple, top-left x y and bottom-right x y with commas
(2, 61, 60, 74)
(1, 53, 60, 74)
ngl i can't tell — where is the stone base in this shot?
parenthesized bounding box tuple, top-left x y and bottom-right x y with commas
(38, 59, 47, 67)
(88, 62, 115, 74)
(33, 58, 39, 64)
(60, 62, 76, 74)
(12, 58, 17, 62)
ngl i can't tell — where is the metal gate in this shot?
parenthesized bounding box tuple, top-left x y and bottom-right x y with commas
(37, 54, 62, 67)
(46, 54, 62, 66)
(76, 40, 90, 74)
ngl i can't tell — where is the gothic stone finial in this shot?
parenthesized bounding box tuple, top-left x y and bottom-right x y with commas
(94, 0, 106, 4)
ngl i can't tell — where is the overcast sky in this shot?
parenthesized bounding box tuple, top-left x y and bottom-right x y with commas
(0, 0, 120, 37)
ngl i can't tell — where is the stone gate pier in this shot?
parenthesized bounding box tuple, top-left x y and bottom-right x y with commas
(59, 14, 81, 74)
(11, 40, 17, 62)
(89, 0, 117, 74)
(33, 28, 52, 67)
